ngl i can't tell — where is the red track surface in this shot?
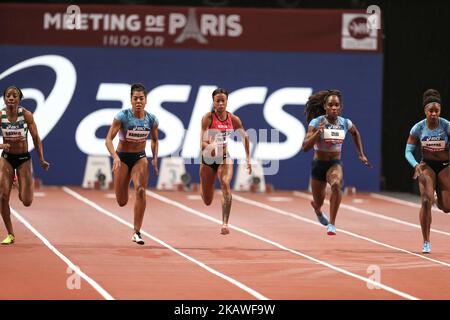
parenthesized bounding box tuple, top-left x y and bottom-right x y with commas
(1, 187, 449, 300)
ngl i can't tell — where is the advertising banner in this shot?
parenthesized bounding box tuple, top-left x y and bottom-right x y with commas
(0, 4, 383, 190)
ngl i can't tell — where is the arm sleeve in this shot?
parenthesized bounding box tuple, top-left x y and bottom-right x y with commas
(405, 144, 418, 168)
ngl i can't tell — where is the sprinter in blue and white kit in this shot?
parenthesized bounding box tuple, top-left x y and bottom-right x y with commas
(105, 83, 159, 245)
(302, 90, 371, 236)
(405, 89, 450, 254)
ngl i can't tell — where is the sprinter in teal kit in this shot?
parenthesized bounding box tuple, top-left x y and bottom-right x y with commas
(105, 83, 159, 245)
(405, 89, 450, 254)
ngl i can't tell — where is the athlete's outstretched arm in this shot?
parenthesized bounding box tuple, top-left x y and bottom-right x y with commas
(349, 124, 372, 167)
(150, 124, 159, 175)
(24, 109, 49, 170)
(105, 119, 122, 171)
(232, 115, 252, 174)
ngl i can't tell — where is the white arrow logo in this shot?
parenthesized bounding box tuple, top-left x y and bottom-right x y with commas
(0, 55, 76, 150)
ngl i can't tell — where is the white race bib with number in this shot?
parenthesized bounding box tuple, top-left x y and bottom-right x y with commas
(126, 128, 150, 142)
(2, 128, 26, 141)
(323, 128, 345, 143)
(421, 140, 446, 151)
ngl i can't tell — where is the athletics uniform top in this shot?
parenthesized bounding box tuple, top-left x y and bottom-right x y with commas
(0, 107, 28, 142)
(208, 111, 234, 156)
(409, 118, 450, 152)
(309, 115, 353, 153)
(115, 109, 158, 143)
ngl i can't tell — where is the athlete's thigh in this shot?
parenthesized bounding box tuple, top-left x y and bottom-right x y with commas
(114, 162, 131, 198)
(418, 166, 436, 197)
(437, 166, 450, 205)
(437, 165, 450, 191)
(326, 164, 343, 184)
(200, 164, 217, 193)
(130, 158, 149, 188)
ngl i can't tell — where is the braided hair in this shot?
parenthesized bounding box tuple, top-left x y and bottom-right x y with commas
(304, 89, 343, 123)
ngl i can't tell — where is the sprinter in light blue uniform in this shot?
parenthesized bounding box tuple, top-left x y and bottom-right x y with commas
(105, 83, 159, 246)
(405, 89, 450, 254)
(302, 90, 371, 236)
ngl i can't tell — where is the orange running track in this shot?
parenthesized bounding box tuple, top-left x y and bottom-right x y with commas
(1, 187, 449, 300)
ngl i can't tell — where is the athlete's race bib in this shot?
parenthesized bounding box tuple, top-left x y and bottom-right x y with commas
(125, 126, 150, 142)
(421, 139, 446, 152)
(209, 130, 231, 146)
(2, 127, 26, 141)
(323, 128, 345, 144)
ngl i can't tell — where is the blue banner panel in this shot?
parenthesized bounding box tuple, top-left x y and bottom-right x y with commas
(0, 45, 382, 190)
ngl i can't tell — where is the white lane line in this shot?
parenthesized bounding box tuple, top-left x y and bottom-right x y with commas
(369, 193, 446, 215)
(232, 194, 450, 268)
(145, 190, 419, 300)
(294, 191, 450, 237)
(267, 197, 292, 202)
(11, 207, 114, 300)
(63, 187, 268, 300)
(187, 195, 202, 200)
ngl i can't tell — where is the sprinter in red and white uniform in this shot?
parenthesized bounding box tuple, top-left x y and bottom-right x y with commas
(200, 88, 252, 235)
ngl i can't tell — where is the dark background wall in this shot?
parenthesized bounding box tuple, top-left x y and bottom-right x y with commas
(7, 0, 450, 192)
(378, 0, 450, 193)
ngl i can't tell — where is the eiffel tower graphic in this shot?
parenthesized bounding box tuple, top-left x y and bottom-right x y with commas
(174, 8, 208, 44)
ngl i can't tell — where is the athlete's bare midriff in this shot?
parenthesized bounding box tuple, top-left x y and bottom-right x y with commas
(422, 149, 449, 162)
(313, 150, 341, 161)
(2, 138, 28, 154)
(116, 140, 146, 153)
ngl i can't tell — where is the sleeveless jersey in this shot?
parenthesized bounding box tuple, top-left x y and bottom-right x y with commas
(1, 107, 28, 142)
(309, 115, 353, 152)
(115, 109, 158, 143)
(208, 112, 234, 151)
(409, 118, 450, 152)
